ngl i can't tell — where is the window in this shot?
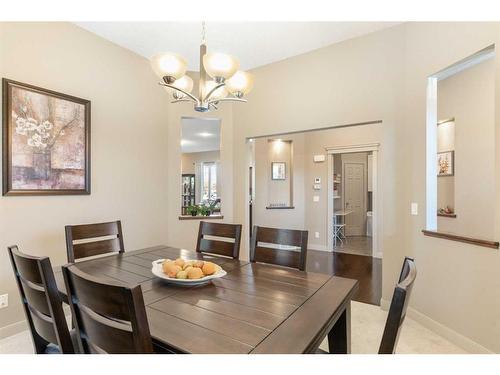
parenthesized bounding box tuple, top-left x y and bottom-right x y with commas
(202, 162, 217, 201)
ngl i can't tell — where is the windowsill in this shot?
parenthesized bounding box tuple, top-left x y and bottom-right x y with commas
(266, 206, 295, 210)
(178, 214, 224, 220)
(437, 213, 457, 218)
(422, 229, 499, 249)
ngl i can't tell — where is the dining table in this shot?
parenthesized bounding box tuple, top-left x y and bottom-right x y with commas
(53, 245, 359, 354)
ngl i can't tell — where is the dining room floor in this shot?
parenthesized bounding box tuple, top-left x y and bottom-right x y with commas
(0, 300, 467, 354)
(333, 235, 372, 257)
(306, 250, 382, 306)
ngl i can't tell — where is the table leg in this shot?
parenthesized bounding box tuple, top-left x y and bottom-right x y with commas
(327, 302, 351, 354)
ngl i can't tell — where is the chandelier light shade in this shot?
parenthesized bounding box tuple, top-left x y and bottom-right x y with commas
(203, 52, 240, 82)
(170, 75, 194, 99)
(151, 52, 188, 82)
(225, 71, 254, 98)
(152, 22, 253, 112)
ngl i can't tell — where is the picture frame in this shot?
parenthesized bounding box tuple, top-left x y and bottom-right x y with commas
(271, 162, 286, 180)
(437, 150, 454, 177)
(2, 78, 91, 195)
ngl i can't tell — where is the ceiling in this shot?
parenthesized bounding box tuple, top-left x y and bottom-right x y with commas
(181, 117, 221, 153)
(75, 22, 399, 71)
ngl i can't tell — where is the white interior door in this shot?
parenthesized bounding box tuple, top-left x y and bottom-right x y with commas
(344, 162, 365, 236)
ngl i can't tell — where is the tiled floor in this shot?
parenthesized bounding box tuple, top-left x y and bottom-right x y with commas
(333, 235, 373, 257)
(0, 301, 467, 354)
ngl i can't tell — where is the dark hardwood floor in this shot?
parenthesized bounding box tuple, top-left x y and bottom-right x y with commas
(306, 250, 382, 306)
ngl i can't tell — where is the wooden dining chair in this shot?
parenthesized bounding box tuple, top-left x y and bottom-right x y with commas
(250, 225, 308, 271)
(196, 221, 242, 259)
(378, 257, 417, 354)
(62, 264, 153, 354)
(8, 246, 74, 354)
(65, 220, 125, 263)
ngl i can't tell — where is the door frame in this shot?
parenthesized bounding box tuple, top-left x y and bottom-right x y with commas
(326, 143, 381, 258)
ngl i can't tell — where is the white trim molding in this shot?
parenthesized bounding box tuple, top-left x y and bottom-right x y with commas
(308, 244, 330, 252)
(380, 299, 494, 354)
(326, 142, 380, 154)
(0, 320, 27, 340)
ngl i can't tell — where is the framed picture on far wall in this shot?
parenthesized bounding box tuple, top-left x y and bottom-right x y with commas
(2, 78, 91, 195)
(271, 162, 286, 180)
(437, 150, 454, 177)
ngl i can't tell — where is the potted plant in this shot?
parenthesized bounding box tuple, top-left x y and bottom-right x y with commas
(199, 205, 211, 216)
(186, 205, 199, 216)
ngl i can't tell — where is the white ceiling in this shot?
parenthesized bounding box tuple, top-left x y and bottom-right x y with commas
(75, 22, 399, 71)
(181, 117, 221, 153)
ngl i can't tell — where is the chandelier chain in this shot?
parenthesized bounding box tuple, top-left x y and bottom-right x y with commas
(201, 21, 206, 44)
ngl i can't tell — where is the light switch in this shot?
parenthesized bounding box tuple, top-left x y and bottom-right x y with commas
(411, 202, 418, 215)
(0, 294, 8, 309)
(314, 232, 320, 239)
(313, 196, 320, 202)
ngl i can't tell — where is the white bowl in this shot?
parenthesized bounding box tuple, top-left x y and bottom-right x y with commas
(151, 259, 227, 286)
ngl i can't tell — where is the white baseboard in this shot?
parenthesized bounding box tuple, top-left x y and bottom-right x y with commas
(0, 305, 71, 340)
(308, 244, 330, 252)
(380, 298, 493, 354)
(0, 319, 27, 340)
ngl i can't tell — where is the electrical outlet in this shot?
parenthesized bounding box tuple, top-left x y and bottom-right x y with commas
(411, 202, 418, 215)
(0, 294, 8, 309)
(314, 232, 320, 239)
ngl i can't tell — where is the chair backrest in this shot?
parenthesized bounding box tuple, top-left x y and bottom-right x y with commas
(65, 220, 125, 263)
(250, 226, 308, 271)
(196, 221, 242, 259)
(8, 246, 74, 354)
(62, 264, 153, 354)
(378, 257, 417, 354)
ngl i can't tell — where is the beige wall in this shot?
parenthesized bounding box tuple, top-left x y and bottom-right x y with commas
(233, 23, 500, 352)
(0, 23, 169, 333)
(437, 58, 495, 238)
(253, 134, 305, 230)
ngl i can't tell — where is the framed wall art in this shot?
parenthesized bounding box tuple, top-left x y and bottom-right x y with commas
(437, 150, 454, 177)
(271, 162, 286, 180)
(2, 78, 91, 195)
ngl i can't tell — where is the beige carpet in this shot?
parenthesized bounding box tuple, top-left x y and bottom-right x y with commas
(0, 301, 467, 354)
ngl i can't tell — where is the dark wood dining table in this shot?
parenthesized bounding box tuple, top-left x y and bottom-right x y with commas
(53, 245, 358, 354)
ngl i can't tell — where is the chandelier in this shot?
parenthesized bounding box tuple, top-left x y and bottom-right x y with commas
(150, 23, 254, 112)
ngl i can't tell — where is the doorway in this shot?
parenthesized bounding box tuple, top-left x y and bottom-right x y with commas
(327, 143, 380, 258)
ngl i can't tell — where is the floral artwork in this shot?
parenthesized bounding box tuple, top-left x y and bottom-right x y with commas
(2, 79, 90, 195)
(437, 151, 454, 177)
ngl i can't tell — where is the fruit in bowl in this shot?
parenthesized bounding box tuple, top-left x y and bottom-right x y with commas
(162, 258, 218, 279)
